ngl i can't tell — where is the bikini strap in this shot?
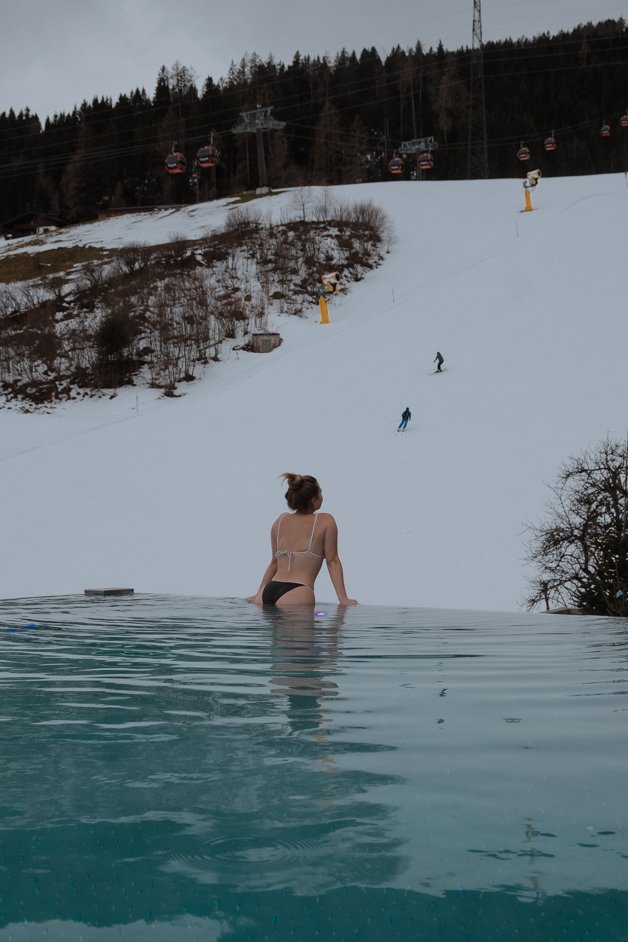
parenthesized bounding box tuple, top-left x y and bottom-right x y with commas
(307, 514, 318, 551)
(276, 513, 286, 549)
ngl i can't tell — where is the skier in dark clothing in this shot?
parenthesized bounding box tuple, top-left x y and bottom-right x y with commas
(398, 407, 411, 431)
(434, 351, 444, 372)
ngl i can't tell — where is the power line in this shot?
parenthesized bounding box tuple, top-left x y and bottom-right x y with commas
(0, 27, 625, 185)
(0, 24, 625, 147)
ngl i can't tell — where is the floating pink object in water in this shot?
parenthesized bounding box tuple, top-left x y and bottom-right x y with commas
(314, 611, 327, 617)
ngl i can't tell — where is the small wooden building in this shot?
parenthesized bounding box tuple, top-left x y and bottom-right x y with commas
(0, 212, 69, 239)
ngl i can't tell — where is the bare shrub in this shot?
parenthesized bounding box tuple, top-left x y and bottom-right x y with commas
(349, 200, 395, 251)
(167, 232, 191, 261)
(16, 283, 51, 310)
(0, 286, 23, 321)
(250, 290, 268, 330)
(143, 285, 182, 391)
(61, 316, 97, 374)
(93, 304, 139, 388)
(2, 303, 60, 384)
(312, 189, 336, 222)
(113, 242, 151, 276)
(224, 205, 262, 236)
(290, 186, 313, 223)
(44, 275, 69, 306)
(79, 260, 109, 291)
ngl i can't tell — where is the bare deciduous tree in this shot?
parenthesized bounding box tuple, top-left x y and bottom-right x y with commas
(290, 186, 313, 222)
(524, 438, 628, 615)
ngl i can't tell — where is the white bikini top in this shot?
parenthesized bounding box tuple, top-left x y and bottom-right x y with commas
(275, 513, 323, 570)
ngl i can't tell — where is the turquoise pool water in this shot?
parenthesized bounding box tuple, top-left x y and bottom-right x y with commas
(0, 595, 626, 941)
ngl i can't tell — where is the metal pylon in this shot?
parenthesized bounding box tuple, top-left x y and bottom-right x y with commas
(467, 0, 488, 178)
(232, 105, 286, 189)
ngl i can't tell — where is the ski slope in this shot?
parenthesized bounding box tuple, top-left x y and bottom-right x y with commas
(1, 174, 626, 611)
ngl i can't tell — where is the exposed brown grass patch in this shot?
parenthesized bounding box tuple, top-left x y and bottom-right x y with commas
(0, 246, 113, 284)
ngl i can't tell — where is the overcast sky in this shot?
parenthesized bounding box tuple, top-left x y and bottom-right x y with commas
(1, 0, 625, 119)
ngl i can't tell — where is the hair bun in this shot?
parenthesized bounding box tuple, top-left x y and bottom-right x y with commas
(279, 472, 320, 512)
(280, 472, 300, 488)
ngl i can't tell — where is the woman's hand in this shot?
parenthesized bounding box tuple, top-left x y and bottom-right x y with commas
(339, 597, 358, 605)
(246, 593, 263, 604)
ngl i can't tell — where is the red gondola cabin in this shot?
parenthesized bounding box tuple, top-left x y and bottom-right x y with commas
(197, 145, 218, 168)
(165, 151, 187, 174)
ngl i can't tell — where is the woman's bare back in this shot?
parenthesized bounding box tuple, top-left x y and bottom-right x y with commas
(272, 512, 330, 587)
(247, 473, 357, 606)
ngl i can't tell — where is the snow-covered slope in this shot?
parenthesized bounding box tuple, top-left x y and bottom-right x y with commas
(1, 175, 626, 611)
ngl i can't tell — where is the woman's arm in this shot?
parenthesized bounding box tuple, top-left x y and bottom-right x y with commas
(323, 515, 358, 605)
(247, 519, 279, 604)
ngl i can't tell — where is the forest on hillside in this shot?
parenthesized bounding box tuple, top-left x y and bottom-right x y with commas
(1, 18, 627, 222)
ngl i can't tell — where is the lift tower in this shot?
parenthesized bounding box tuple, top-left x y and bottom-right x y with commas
(467, 0, 488, 178)
(232, 105, 286, 190)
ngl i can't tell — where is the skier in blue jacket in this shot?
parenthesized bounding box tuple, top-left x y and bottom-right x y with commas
(398, 407, 411, 431)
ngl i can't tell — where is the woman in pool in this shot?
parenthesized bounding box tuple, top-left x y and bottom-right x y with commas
(248, 473, 358, 607)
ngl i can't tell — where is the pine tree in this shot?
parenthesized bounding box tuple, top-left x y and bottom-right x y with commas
(343, 115, 369, 183)
(267, 130, 289, 187)
(312, 100, 343, 185)
(60, 117, 90, 221)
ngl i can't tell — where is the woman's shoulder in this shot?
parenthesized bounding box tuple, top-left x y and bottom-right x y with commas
(316, 512, 336, 525)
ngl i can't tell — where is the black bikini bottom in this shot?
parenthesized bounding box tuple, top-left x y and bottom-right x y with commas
(262, 581, 306, 605)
